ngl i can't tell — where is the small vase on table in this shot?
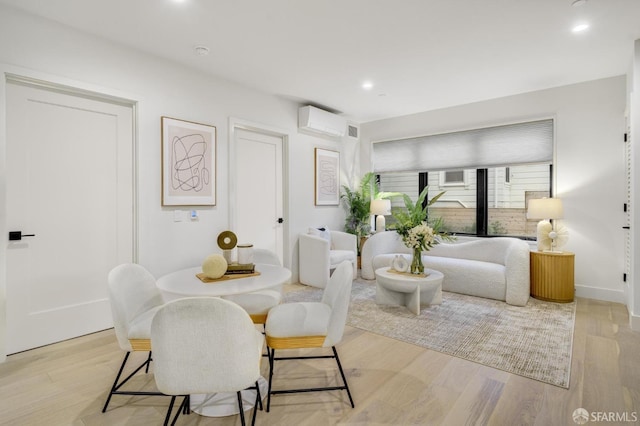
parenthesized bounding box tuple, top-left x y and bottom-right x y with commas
(410, 248, 424, 275)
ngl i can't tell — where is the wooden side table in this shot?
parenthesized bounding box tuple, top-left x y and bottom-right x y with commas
(530, 251, 575, 303)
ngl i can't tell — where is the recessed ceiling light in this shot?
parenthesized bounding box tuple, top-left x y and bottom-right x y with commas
(194, 46, 210, 56)
(572, 23, 589, 32)
(362, 81, 373, 90)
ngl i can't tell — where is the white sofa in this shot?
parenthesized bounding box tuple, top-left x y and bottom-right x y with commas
(299, 229, 358, 288)
(361, 231, 530, 306)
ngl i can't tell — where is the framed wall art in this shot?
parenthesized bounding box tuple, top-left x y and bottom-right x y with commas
(161, 116, 216, 206)
(314, 148, 340, 206)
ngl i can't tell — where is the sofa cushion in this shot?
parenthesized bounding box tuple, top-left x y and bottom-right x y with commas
(330, 249, 356, 266)
(308, 226, 331, 248)
(424, 256, 506, 301)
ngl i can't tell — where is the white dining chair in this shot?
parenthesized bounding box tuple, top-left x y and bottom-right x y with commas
(151, 297, 264, 426)
(102, 263, 165, 412)
(264, 260, 355, 412)
(223, 249, 283, 324)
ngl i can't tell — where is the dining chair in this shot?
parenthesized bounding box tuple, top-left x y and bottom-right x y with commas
(102, 263, 165, 412)
(223, 248, 283, 324)
(151, 297, 264, 426)
(264, 260, 355, 412)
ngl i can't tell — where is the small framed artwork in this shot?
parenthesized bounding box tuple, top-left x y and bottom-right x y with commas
(314, 148, 340, 206)
(161, 116, 216, 206)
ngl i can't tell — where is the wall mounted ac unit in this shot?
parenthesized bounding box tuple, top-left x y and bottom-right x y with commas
(298, 105, 346, 137)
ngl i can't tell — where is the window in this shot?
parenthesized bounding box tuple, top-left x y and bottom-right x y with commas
(440, 170, 466, 186)
(380, 166, 550, 237)
(373, 119, 554, 238)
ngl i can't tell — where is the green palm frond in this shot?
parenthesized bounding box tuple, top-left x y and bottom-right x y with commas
(390, 186, 451, 243)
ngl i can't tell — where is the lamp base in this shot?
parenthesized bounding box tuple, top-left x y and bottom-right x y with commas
(375, 215, 386, 233)
(536, 220, 552, 251)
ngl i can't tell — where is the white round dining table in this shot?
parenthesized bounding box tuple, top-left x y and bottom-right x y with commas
(154, 262, 291, 418)
(156, 263, 291, 300)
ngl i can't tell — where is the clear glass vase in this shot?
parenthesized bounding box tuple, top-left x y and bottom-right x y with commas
(410, 247, 424, 274)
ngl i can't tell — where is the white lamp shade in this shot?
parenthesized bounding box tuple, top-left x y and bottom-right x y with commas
(527, 198, 563, 220)
(370, 199, 391, 216)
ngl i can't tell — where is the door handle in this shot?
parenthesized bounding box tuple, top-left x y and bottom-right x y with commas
(9, 231, 36, 241)
(277, 218, 284, 224)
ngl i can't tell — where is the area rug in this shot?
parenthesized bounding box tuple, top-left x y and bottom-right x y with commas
(284, 279, 576, 388)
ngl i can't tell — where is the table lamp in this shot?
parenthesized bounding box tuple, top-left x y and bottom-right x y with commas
(527, 197, 564, 252)
(370, 199, 391, 233)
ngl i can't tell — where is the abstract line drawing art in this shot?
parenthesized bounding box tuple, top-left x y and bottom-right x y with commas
(314, 148, 340, 206)
(162, 117, 216, 206)
(171, 133, 209, 192)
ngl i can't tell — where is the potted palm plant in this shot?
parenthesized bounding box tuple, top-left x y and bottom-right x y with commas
(341, 172, 401, 255)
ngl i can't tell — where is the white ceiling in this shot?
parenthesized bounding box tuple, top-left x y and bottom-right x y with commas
(2, 0, 639, 123)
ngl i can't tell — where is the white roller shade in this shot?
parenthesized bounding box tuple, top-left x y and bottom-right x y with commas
(373, 119, 553, 172)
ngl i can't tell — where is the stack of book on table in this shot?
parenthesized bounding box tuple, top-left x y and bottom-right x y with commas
(225, 263, 255, 275)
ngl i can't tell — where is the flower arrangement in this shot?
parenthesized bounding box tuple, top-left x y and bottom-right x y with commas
(403, 223, 436, 251)
(391, 186, 452, 274)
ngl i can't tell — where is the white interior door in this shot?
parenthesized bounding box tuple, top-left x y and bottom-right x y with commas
(6, 80, 134, 354)
(233, 128, 284, 263)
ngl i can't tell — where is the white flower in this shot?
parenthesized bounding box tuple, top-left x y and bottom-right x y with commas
(402, 222, 435, 250)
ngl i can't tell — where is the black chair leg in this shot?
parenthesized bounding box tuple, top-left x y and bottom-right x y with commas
(169, 396, 188, 426)
(237, 391, 246, 426)
(182, 395, 190, 414)
(264, 346, 354, 410)
(252, 381, 260, 425)
(255, 380, 263, 411)
(267, 348, 275, 412)
(102, 350, 161, 413)
(102, 352, 130, 412)
(145, 351, 152, 373)
(333, 346, 354, 408)
(163, 396, 176, 426)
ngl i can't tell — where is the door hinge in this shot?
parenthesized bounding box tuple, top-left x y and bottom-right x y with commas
(624, 203, 628, 212)
(624, 133, 628, 142)
(623, 273, 627, 282)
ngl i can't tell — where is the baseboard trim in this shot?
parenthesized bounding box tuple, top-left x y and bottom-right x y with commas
(574, 285, 626, 304)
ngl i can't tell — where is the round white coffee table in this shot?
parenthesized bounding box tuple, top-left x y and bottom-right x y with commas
(374, 267, 444, 315)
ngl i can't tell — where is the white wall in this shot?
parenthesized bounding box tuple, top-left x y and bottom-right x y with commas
(0, 5, 351, 359)
(361, 76, 628, 304)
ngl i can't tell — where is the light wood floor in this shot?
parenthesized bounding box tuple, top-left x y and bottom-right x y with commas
(1, 294, 638, 426)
